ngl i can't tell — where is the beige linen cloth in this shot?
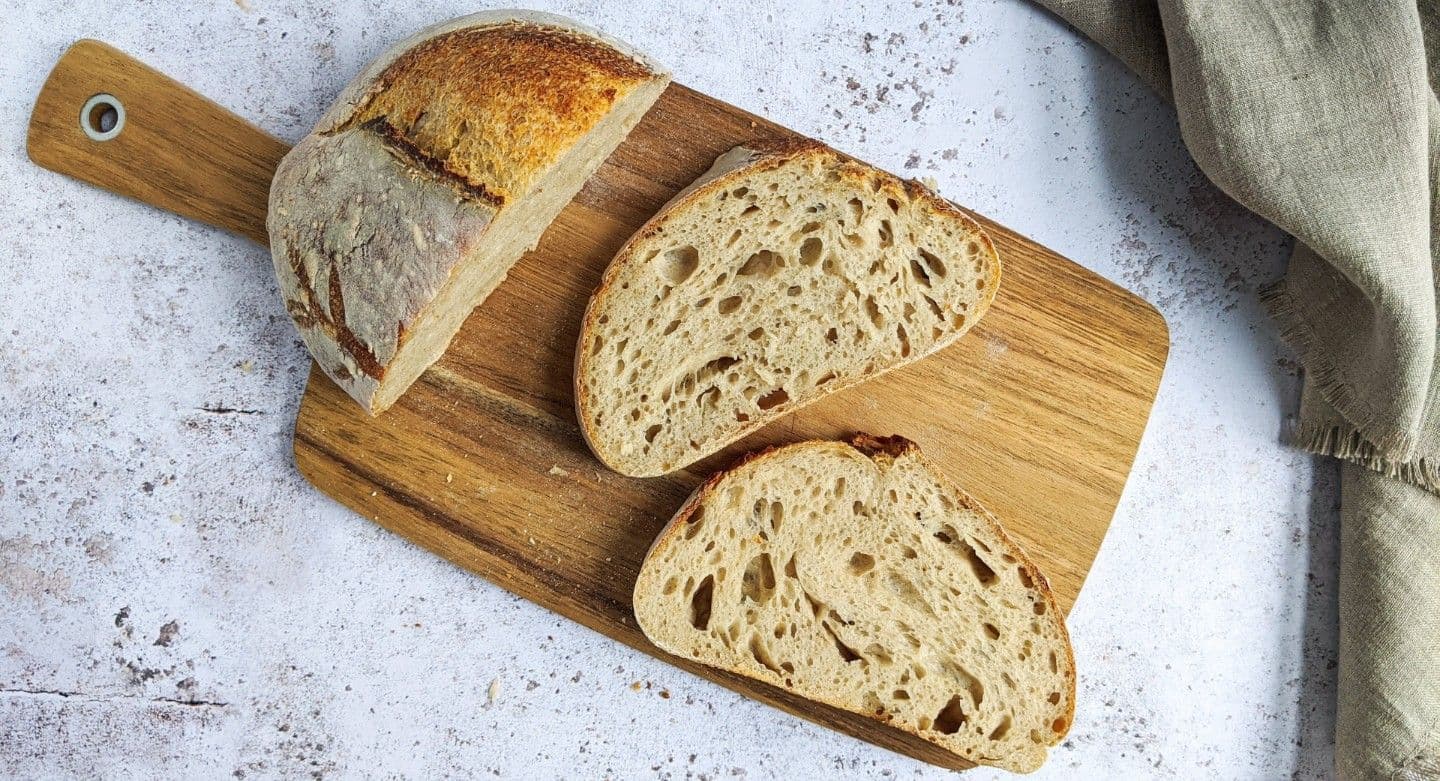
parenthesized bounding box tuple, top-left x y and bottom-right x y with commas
(1035, 1, 1440, 776)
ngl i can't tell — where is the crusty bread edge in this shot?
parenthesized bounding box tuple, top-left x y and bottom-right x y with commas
(316, 9, 669, 133)
(573, 142, 1003, 477)
(632, 434, 1075, 772)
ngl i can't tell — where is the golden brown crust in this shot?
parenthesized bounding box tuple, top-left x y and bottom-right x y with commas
(341, 23, 656, 203)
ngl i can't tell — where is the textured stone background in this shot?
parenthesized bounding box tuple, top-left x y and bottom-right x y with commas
(0, 1, 1337, 777)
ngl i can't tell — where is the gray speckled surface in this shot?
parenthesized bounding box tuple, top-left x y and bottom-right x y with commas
(0, 1, 1337, 777)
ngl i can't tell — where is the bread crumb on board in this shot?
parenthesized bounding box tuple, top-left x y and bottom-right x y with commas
(488, 678, 500, 704)
(548, 465, 569, 476)
(446, 472, 453, 483)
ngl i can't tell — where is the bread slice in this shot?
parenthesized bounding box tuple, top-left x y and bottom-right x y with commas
(574, 142, 999, 476)
(633, 435, 1073, 773)
(268, 11, 670, 413)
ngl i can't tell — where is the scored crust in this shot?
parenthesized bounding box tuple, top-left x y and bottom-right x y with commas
(634, 435, 1074, 773)
(573, 142, 1001, 476)
(268, 11, 668, 413)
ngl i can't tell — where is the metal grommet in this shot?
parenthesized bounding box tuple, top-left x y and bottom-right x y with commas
(80, 93, 125, 141)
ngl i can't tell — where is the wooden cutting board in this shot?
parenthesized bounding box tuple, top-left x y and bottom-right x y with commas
(28, 40, 1168, 769)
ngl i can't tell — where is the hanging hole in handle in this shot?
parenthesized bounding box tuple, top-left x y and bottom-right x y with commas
(80, 93, 125, 141)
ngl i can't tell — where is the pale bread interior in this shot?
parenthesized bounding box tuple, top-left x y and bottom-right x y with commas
(371, 79, 668, 411)
(633, 438, 1073, 773)
(577, 147, 998, 475)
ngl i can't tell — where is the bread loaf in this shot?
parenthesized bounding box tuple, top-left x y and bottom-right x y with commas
(268, 11, 669, 413)
(575, 142, 998, 476)
(633, 435, 1073, 773)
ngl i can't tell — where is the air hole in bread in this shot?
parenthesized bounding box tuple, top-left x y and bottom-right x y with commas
(1051, 717, 1068, 734)
(847, 552, 876, 576)
(988, 715, 1013, 741)
(717, 296, 743, 315)
(662, 577, 678, 595)
(959, 543, 997, 586)
(1047, 691, 1061, 705)
(864, 643, 893, 665)
(644, 424, 662, 444)
(1048, 651, 1058, 673)
(918, 248, 947, 279)
(726, 229, 743, 247)
(1033, 600, 1047, 616)
(863, 296, 884, 329)
(1017, 567, 1034, 589)
(909, 257, 933, 288)
(816, 372, 836, 386)
(886, 196, 901, 213)
(901, 545, 918, 559)
(662, 320, 681, 336)
(741, 552, 777, 604)
(878, 219, 894, 248)
(799, 237, 824, 266)
(983, 623, 1001, 640)
(747, 327, 765, 341)
(733, 186, 750, 198)
(897, 325, 912, 358)
(738, 249, 784, 278)
(658, 246, 700, 284)
(741, 205, 760, 216)
(749, 634, 784, 675)
(976, 277, 987, 290)
(822, 622, 862, 663)
(757, 388, 789, 410)
(696, 387, 720, 409)
(783, 555, 798, 579)
(694, 296, 712, 309)
(934, 695, 968, 734)
(803, 591, 824, 618)
(683, 506, 706, 539)
(689, 575, 714, 630)
(847, 197, 864, 224)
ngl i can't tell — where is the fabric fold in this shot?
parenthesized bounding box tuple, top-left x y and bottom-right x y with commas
(1033, 0, 1440, 776)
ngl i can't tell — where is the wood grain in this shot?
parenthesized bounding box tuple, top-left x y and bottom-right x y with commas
(27, 40, 1168, 770)
(27, 40, 288, 244)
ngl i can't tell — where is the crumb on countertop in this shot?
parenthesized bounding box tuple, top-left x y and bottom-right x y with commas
(488, 678, 500, 704)
(548, 465, 568, 476)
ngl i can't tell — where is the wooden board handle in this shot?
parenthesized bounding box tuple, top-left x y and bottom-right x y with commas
(26, 39, 287, 245)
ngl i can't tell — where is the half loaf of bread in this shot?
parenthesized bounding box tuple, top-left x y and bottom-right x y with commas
(268, 11, 670, 413)
(575, 142, 999, 476)
(633, 435, 1073, 773)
